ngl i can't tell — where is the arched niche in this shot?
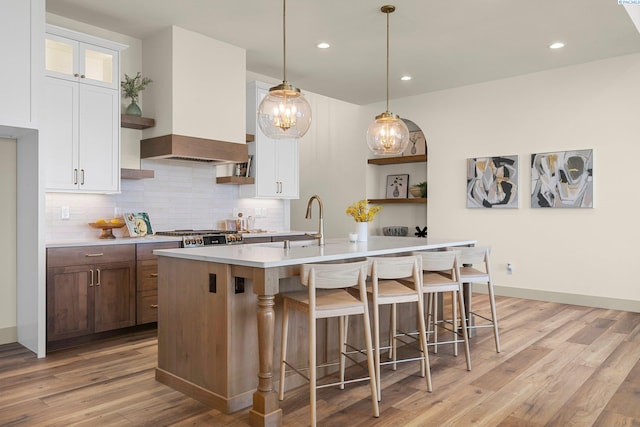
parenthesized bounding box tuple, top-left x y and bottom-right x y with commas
(402, 118, 427, 156)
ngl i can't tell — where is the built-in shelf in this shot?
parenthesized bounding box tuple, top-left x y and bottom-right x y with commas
(216, 176, 255, 185)
(367, 154, 427, 165)
(368, 198, 427, 204)
(121, 168, 155, 179)
(121, 114, 156, 129)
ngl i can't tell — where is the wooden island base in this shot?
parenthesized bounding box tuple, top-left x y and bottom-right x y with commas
(155, 237, 476, 426)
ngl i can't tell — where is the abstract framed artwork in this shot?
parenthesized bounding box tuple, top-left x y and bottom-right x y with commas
(467, 155, 518, 208)
(531, 149, 593, 208)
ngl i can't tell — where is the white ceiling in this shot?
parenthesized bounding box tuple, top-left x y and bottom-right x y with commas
(46, 0, 640, 105)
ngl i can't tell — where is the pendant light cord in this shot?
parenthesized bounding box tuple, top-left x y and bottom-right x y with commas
(283, 0, 287, 83)
(386, 8, 390, 113)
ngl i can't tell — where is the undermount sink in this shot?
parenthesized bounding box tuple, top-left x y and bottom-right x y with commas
(256, 239, 319, 248)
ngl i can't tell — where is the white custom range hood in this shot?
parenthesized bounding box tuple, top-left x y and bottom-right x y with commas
(140, 26, 247, 164)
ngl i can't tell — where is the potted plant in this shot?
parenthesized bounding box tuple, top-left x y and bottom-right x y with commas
(121, 72, 152, 117)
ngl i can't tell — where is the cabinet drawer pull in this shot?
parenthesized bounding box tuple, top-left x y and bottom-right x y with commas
(150, 273, 159, 278)
(150, 304, 158, 309)
(89, 269, 94, 287)
(96, 268, 101, 286)
(85, 253, 104, 257)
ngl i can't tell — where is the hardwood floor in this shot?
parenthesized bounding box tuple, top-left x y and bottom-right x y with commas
(2, 294, 640, 426)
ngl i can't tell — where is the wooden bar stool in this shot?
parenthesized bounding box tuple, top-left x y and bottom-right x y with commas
(450, 246, 501, 353)
(278, 261, 379, 427)
(365, 255, 432, 401)
(409, 251, 471, 371)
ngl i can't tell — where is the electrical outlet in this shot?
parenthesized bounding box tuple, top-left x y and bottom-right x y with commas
(507, 263, 513, 274)
(61, 206, 70, 220)
(255, 207, 267, 218)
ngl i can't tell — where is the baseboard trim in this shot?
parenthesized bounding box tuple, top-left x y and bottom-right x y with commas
(474, 284, 640, 313)
(0, 326, 17, 345)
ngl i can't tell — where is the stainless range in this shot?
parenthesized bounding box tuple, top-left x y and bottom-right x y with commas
(155, 229, 243, 247)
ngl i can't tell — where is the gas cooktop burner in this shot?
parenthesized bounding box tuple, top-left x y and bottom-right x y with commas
(155, 229, 235, 236)
(155, 229, 242, 246)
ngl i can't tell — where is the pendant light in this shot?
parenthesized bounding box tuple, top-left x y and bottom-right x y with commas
(257, 0, 312, 139)
(366, 5, 409, 155)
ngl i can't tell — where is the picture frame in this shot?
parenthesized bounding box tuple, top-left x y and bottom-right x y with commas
(123, 212, 153, 237)
(386, 174, 409, 198)
(531, 149, 593, 208)
(467, 155, 519, 208)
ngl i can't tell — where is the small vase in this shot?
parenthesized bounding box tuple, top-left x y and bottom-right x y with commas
(356, 222, 368, 242)
(125, 100, 142, 116)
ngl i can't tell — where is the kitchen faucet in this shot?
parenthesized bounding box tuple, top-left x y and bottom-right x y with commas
(305, 195, 325, 246)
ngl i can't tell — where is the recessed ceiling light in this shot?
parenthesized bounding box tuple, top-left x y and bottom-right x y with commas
(401, 75, 412, 81)
(549, 42, 565, 49)
(317, 42, 330, 49)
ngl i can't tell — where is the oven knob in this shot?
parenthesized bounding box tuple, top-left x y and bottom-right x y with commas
(196, 237, 203, 246)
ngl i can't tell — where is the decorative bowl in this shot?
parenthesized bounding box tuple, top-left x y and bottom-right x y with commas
(88, 220, 126, 239)
(383, 226, 409, 237)
(409, 185, 422, 198)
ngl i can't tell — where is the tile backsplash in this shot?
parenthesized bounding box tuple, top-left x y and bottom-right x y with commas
(45, 159, 288, 241)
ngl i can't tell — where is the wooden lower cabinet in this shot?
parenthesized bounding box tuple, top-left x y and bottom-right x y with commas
(135, 241, 180, 325)
(46, 245, 136, 344)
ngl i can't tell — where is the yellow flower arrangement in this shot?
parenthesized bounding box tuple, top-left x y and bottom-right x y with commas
(346, 199, 382, 222)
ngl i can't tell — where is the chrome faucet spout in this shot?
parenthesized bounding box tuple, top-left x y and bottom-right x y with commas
(305, 195, 325, 246)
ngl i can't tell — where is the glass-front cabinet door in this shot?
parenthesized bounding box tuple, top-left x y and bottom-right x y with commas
(45, 33, 117, 90)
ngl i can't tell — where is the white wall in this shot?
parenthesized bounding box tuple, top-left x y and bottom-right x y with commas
(289, 90, 368, 238)
(391, 53, 640, 310)
(0, 138, 17, 344)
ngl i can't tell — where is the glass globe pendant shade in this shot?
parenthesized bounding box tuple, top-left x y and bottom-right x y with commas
(258, 82, 312, 139)
(366, 111, 410, 155)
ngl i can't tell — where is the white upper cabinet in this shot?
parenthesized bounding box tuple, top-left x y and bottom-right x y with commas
(0, 0, 44, 129)
(42, 25, 125, 193)
(241, 81, 299, 199)
(45, 31, 118, 90)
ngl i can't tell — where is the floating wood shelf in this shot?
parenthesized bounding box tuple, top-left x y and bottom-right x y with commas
(121, 168, 155, 179)
(368, 198, 427, 204)
(216, 176, 255, 185)
(367, 154, 427, 165)
(246, 134, 255, 142)
(121, 115, 156, 129)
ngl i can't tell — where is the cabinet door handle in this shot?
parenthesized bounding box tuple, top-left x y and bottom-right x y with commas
(80, 169, 85, 185)
(74, 169, 78, 185)
(74, 73, 80, 77)
(85, 253, 104, 257)
(80, 74, 85, 79)
(89, 269, 94, 287)
(96, 268, 101, 286)
(150, 273, 159, 278)
(150, 304, 159, 309)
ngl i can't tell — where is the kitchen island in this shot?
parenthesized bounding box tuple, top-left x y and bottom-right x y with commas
(154, 236, 476, 427)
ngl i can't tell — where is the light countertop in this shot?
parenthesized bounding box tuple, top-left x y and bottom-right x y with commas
(46, 235, 182, 248)
(154, 236, 477, 268)
(45, 230, 311, 248)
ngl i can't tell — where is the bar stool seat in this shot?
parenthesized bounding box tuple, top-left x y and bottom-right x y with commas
(365, 255, 432, 401)
(450, 246, 501, 353)
(279, 261, 379, 427)
(406, 251, 472, 371)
